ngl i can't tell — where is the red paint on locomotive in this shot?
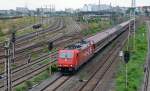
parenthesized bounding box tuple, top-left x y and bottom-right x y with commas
(58, 40, 95, 72)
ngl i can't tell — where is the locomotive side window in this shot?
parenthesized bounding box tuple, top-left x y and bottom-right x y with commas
(60, 52, 73, 58)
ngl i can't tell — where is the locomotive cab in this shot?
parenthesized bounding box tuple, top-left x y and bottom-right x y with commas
(58, 50, 79, 72)
(57, 40, 95, 73)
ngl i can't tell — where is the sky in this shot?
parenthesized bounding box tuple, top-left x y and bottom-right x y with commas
(0, 0, 150, 10)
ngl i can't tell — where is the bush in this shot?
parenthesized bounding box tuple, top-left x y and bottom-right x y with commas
(25, 80, 32, 89)
(15, 84, 28, 91)
(51, 64, 58, 73)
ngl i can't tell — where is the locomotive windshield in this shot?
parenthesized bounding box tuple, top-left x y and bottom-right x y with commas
(60, 52, 73, 58)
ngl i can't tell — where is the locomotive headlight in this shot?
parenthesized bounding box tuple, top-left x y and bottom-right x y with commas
(70, 65, 73, 67)
(59, 64, 62, 66)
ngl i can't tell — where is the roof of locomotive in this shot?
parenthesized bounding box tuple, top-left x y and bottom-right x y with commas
(59, 49, 74, 53)
(64, 40, 91, 50)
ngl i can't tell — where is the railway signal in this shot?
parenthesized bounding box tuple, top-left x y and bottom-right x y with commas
(124, 51, 130, 64)
(48, 42, 53, 51)
(119, 51, 130, 89)
(48, 42, 53, 76)
(11, 32, 16, 43)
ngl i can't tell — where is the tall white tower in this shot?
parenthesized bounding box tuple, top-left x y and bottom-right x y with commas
(99, 0, 101, 11)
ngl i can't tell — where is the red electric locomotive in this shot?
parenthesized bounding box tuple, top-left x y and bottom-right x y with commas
(58, 40, 95, 73)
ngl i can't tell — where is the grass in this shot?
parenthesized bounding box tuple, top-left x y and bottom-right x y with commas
(0, 16, 40, 42)
(16, 28, 36, 36)
(115, 24, 147, 91)
(16, 19, 51, 37)
(15, 70, 49, 91)
(0, 16, 52, 42)
(0, 17, 39, 32)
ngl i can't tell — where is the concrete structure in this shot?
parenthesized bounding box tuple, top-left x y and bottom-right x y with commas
(65, 8, 74, 13)
(0, 10, 8, 16)
(16, 7, 29, 13)
(142, 6, 150, 16)
(81, 4, 112, 12)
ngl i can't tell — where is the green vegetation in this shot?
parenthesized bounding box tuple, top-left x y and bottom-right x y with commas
(0, 16, 40, 42)
(15, 65, 58, 91)
(31, 52, 39, 60)
(12, 64, 17, 69)
(16, 28, 36, 36)
(82, 20, 111, 36)
(0, 16, 52, 42)
(15, 70, 49, 91)
(0, 64, 4, 73)
(15, 55, 58, 91)
(116, 24, 147, 91)
(0, 27, 4, 36)
(0, 17, 38, 32)
(51, 64, 58, 73)
(25, 80, 32, 89)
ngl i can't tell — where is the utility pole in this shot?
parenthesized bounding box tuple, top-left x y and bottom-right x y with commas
(4, 39, 12, 91)
(11, 29, 16, 64)
(45, 5, 48, 24)
(131, 0, 136, 50)
(41, 6, 44, 25)
(98, 0, 101, 28)
(50, 4, 52, 16)
(128, 11, 131, 51)
(49, 5, 51, 24)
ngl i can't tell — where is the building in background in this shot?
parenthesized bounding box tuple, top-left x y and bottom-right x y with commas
(81, 4, 112, 11)
(65, 8, 74, 13)
(16, 7, 29, 16)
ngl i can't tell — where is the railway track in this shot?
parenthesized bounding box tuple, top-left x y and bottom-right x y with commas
(0, 18, 128, 91)
(0, 32, 82, 90)
(0, 17, 65, 63)
(0, 51, 56, 90)
(50, 33, 127, 91)
(0, 17, 83, 91)
(0, 31, 80, 68)
(0, 17, 82, 70)
(30, 24, 129, 91)
(0, 17, 82, 64)
(0, 36, 80, 90)
(79, 34, 127, 91)
(0, 19, 81, 78)
(16, 17, 60, 42)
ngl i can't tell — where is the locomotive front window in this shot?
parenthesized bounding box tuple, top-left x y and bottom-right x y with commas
(60, 52, 73, 58)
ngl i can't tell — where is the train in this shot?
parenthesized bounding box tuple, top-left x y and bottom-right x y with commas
(57, 19, 134, 73)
